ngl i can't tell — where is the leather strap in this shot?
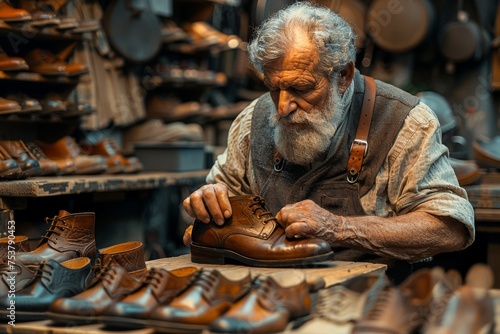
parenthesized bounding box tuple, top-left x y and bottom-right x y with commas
(347, 76, 376, 183)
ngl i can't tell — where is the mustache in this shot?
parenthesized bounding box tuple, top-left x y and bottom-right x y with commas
(270, 110, 312, 125)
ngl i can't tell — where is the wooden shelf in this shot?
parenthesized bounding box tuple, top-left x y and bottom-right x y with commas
(0, 170, 209, 198)
(0, 21, 81, 43)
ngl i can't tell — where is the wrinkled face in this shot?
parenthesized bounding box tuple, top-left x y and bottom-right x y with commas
(263, 35, 343, 165)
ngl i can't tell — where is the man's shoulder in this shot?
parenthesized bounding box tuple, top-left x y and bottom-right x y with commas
(374, 79, 420, 108)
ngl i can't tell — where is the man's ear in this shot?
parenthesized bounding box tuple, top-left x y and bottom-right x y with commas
(338, 61, 355, 94)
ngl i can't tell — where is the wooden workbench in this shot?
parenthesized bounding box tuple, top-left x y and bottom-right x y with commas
(0, 254, 386, 333)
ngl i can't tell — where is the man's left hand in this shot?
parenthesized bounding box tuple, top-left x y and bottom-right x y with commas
(275, 199, 339, 245)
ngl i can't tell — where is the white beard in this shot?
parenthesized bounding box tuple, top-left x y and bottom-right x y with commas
(270, 84, 343, 165)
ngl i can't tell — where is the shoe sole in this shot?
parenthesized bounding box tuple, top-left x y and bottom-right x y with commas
(46, 311, 99, 325)
(0, 310, 46, 322)
(191, 244, 334, 267)
(98, 315, 148, 329)
(146, 318, 207, 334)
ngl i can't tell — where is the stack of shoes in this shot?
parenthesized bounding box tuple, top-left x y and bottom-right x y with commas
(47, 241, 148, 325)
(0, 210, 98, 321)
(79, 137, 144, 174)
(36, 136, 108, 175)
(190, 194, 334, 267)
(6, 94, 43, 114)
(146, 93, 212, 122)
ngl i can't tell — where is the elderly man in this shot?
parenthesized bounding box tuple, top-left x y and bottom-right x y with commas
(183, 1, 474, 280)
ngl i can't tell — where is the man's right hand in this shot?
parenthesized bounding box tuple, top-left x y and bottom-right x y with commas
(182, 183, 232, 226)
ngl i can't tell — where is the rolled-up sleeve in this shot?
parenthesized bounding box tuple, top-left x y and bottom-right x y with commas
(364, 101, 475, 247)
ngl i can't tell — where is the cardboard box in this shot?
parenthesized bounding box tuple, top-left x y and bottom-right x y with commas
(133, 142, 206, 172)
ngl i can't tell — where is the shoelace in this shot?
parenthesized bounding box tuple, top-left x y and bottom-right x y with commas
(35, 261, 53, 281)
(248, 196, 278, 224)
(38, 216, 69, 246)
(91, 261, 118, 287)
(188, 270, 219, 298)
(144, 267, 163, 291)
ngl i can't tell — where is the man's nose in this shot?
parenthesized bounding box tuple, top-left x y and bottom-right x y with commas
(277, 90, 297, 117)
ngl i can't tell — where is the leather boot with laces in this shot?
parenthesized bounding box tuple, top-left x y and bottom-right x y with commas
(17, 210, 97, 264)
(147, 268, 251, 333)
(191, 194, 334, 267)
(47, 241, 147, 325)
(210, 270, 320, 334)
(0, 257, 92, 321)
(353, 268, 434, 334)
(99, 266, 198, 329)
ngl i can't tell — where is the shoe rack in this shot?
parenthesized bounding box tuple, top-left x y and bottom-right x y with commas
(0, 0, 87, 143)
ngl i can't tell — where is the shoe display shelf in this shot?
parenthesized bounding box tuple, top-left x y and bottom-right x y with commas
(464, 171, 500, 289)
(0, 253, 386, 334)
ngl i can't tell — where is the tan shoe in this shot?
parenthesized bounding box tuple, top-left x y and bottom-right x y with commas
(0, 0, 31, 22)
(0, 140, 42, 177)
(23, 48, 67, 76)
(0, 97, 22, 115)
(0, 49, 29, 71)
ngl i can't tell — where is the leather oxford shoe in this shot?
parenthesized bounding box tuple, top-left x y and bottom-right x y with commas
(353, 268, 434, 334)
(0, 257, 92, 321)
(147, 268, 251, 333)
(0, 0, 31, 22)
(99, 266, 198, 328)
(0, 144, 24, 179)
(210, 270, 317, 334)
(0, 50, 29, 71)
(191, 195, 334, 267)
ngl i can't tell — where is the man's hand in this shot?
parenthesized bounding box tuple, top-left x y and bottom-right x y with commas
(275, 199, 340, 245)
(182, 183, 232, 226)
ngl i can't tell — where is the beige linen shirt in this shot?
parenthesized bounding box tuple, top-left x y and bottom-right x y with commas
(207, 82, 475, 247)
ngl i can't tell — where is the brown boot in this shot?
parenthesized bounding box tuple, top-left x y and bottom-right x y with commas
(191, 195, 334, 267)
(47, 241, 147, 325)
(18, 210, 97, 263)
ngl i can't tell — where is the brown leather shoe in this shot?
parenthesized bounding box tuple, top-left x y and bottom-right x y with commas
(16, 0, 60, 27)
(210, 270, 316, 334)
(0, 235, 30, 259)
(0, 144, 25, 179)
(80, 137, 143, 174)
(36, 136, 108, 175)
(24, 141, 60, 176)
(449, 157, 481, 186)
(0, 140, 43, 177)
(0, 49, 29, 71)
(17, 210, 97, 263)
(6, 94, 42, 113)
(99, 266, 198, 329)
(0, 97, 22, 115)
(353, 268, 434, 334)
(23, 48, 67, 76)
(0, 257, 92, 321)
(0, 257, 38, 296)
(191, 195, 334, 267)
(0, 0, 31, 22)
(147, 268, 251, 333)
(47, 241, 148, 325)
